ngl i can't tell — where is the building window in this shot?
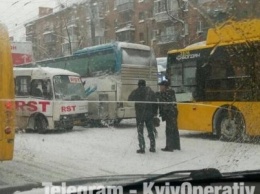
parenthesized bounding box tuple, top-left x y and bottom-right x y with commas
(139, 12, 145, 22)
(116, 30, 135, 42)
(43, 32, 56, 43)
(139, 32, 144, 41)
(122, 13, 132, 22)
(26, 35, 33, 42)
(163, 26, 175, 36)
(154, 0, 171, 14)
(183, 0, 189, 12)
(116, 0, 133, 5)
(95, 36, 105, 45)
(62, 43, 71, 55)
(159, 26, 178, 43)
(197, 21, 203, 34)
(184, 23, 189, 36)
(63, 25, 79, 43)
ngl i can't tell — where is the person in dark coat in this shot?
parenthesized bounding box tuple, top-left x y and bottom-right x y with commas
(128, 79, 158, 154)
(157, 80, 180, 152)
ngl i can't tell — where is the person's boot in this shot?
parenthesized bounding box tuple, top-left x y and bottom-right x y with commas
(136, 149, 145, 154)
(161, 147, 174, 152)
(149, 148, 156, 153)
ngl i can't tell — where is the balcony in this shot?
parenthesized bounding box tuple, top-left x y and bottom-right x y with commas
(115, 21, 133, 30)
(156, 34, 178, 45)
(154, 10, 178, 23)
(117, 1, 134, 13)
(67, 19, 78, 27)
(116, 25, 135, 43)
(115, 25, 135, 33)
(198, 0, 215, 4)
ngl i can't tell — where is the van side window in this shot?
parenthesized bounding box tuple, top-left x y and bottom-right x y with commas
(15, 76, 31, 97)
(31, 80, 43, 98)
(31, 79, 53, 99)
(42, 80, 53, 100)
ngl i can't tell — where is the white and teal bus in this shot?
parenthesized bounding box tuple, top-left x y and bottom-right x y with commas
(22, 42, 158, 125)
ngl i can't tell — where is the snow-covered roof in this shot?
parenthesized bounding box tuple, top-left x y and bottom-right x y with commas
(118, 42, 151, 51)
(13, 67, 79, 78)
(115, 26, 135, 33)
(43, 31, 54, 35)
(185, 41, 206, 48)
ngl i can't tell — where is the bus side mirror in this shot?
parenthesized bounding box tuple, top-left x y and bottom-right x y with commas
(82, 81, 86, 85)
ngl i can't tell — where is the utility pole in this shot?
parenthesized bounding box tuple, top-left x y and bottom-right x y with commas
(55, 0, 73, 55)
(90, 0, 96, 46)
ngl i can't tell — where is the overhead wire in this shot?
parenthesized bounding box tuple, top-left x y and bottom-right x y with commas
(1, 0, 59, 38)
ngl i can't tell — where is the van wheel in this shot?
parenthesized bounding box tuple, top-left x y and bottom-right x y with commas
(89, 119, 102, 127)
(113, 119, 122, 127)
(65, 126, 73, 131)
(34, 115, 48, 134)
(217, 110, 246, 142)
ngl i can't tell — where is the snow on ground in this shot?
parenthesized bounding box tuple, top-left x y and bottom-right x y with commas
(0, 119, 260, 186)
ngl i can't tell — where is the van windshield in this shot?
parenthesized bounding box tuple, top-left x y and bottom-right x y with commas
(53, 75, 86, 100)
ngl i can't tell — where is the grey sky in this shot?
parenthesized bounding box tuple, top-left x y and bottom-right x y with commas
(0, 0, 79, 40)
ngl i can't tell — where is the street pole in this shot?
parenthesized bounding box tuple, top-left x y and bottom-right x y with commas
(90, 0, 96, 46)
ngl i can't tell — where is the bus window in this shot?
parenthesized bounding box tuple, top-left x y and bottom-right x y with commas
(170, 61, 197, 93)
(209, 60, 228, 80)
(194, 61, 211, 100)
(66, 57, 89, 76)
(87, 50, 115, 77)
(170, 64, 182, 87)
(183, 61, 197, 86)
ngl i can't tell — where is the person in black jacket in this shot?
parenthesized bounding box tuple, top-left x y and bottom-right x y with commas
(128, 79, 158, 154)
(157, 80, 180, 152)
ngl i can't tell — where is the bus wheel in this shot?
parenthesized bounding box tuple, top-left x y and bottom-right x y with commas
(34, 115, 48, 134)
(218, 110, 246, 142)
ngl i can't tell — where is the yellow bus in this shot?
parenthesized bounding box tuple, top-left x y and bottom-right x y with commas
(166, 19, 260, 142)
(0, 23, 15, 160)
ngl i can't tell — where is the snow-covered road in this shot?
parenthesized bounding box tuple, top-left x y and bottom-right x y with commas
(1, 119, 260, 187)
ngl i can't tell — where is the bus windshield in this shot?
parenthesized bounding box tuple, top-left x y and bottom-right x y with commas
(53, 75, 86, 100)
(168, 58, 197, 94)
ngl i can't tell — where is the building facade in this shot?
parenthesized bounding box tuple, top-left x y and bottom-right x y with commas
(25, 0, 259, 60)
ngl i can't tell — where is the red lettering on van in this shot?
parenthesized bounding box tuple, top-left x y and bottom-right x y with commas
(61, 105, 76, 112)
(15, 101, 50, 112)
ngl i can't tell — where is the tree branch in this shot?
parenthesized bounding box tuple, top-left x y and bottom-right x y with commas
(164, 0, 184, 24)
